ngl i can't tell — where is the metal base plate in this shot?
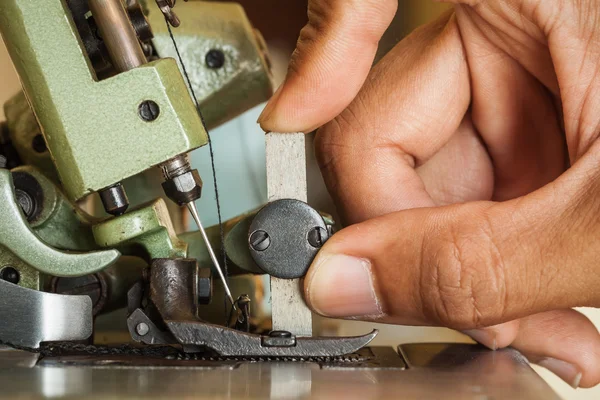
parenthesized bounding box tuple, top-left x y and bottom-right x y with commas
(0, 344, 560, 399)
(36, 346, 405, 370)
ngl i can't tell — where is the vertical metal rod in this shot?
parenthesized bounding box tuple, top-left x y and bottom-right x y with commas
(87, 0, 147, 72)
(187, 202, 236, 308)
(88, 0, 146, 214)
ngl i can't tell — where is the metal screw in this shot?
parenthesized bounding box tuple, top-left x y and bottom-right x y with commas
(15, 188, 35, 220)
(136, 322, 149, 336)
(205, 49, 225, 69)
(269, 330, 292, 338)
(0, 266, 20, 285)
(138, 100, 160, 122)
(250, 230, 271, 252)
(307, 227, 327, 248)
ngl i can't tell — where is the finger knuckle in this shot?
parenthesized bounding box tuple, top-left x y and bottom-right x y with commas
(419, 211, 508, 329)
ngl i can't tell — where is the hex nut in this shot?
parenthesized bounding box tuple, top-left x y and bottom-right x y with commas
(197, 267, 213, 305)
(161, 170, 203, 206)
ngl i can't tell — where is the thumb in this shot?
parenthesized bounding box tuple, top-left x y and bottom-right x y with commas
(258, 0, 397, 133)
(304, 163, 600, 328)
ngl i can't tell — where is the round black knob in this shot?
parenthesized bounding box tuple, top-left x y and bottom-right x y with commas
(248, 199, 330, 279)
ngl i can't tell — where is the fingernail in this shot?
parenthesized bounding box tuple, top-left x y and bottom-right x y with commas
(463, 329, 498, 350)
(257, 83, 285, 126)
(537, 358, 582, 388)
(306, 254, 384, 318)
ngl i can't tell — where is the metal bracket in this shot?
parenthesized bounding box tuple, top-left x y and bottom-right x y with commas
(127, 308, 176, 345)
(166, 320, 378, 357)
(92, 199, 188, 261)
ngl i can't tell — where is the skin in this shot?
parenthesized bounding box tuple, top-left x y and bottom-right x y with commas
(257, 0, 600, 389)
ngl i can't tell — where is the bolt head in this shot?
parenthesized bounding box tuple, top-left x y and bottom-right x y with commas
(307, 227, 328, 248)
(136, 322, 150, 336)
(205, 49, 225, 69)
(15, 188, 35, 219)
(0, 266, 20, 285)
(250, 230, 271, 252)
(161, 170, 203, 206)
(138, 100, 160, 122)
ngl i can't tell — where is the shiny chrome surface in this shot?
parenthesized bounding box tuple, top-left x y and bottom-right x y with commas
(0, 347, 38, 368)
(0, 344, 559, 399)
(0, 280, 92, 348)
(88, 0, 147, 72)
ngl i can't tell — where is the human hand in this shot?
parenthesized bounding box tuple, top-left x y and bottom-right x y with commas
(260, 0, 600, 389)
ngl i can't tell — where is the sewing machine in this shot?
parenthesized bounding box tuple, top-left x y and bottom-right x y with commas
(0, 1, 561, 398)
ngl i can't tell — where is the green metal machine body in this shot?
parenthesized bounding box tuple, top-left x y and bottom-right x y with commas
(0, 0, 273, 318)
(0, 0, 208, 201)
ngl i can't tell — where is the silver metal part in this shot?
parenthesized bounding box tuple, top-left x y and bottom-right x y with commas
(0, 346, 39, 368)
(127, 308, 175, 345)
(159, 155, 233, 307)
(136, 323, 149, 336)
(0, 280, 93, 348)
(88, 0, 147, 72)
(166, 320, 377, 357)
(0, 344, 560, 399)
(265, 132, 312, 336)
(187, 202, 236, 307)
(160, 154, 191, 180)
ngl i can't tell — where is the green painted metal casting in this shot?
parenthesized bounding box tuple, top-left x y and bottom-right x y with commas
(0, 169, 120, 279)
(0, 0, 208, 201)
(149, 0, 273, 129)
(13, 166, 100, 252)
(93, 199, 188, 260)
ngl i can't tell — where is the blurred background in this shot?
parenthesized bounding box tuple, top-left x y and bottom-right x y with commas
(0, 1, 597, 399)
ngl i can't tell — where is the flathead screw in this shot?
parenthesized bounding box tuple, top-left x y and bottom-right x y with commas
(205, 49, 225, 69)
(250, 230, 271, 252)
(138, 100, 160, 122)
(307, 227, 327, 248)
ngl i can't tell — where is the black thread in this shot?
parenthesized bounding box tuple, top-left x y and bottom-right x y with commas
(165, 18, 230, 320)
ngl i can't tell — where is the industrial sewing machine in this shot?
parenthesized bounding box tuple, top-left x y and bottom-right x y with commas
(0, 1, 562, 398)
